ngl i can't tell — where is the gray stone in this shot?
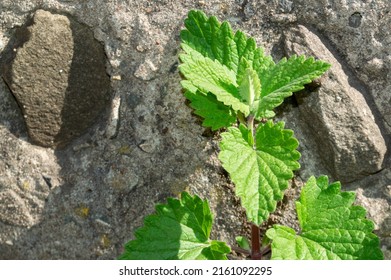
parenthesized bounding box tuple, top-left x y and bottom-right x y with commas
(293, 0, 391, 134)
(0, 9, 110, 148)
(284, 25, 387, 183)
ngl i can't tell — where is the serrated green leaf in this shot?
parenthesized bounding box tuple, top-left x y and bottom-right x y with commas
(119, 192, 230, 260)
(256, 55, 331, 118)
(184, 90, 236, 130)
(180, 11, 330, 121)
(181, 11, 238, 71)
(218, 121, 300, 225)
(181, 10, 275, 74)
(180, 10, 275, 119)
(266, 176, 384, 260)
(179, 47, 249, 114)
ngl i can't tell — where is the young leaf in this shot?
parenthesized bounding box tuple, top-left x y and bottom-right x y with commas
(238, 67, 261, 114)
(218, 121, 301, 225)
(236, 236, 251, 251)
(256, 55, 331, 119)
(266, 176, 384, 260)
(180, 10, 275, 124)
(180, 10, 275, 74)
(180, 10, 330, 123)
(119, 192, 230, 260)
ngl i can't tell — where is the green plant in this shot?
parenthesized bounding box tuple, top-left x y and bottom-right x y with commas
(119, 10, 383, 260)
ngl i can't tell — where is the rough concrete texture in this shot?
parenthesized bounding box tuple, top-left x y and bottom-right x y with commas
(0, 0, 390, 259)
(1, 10, 110, 148)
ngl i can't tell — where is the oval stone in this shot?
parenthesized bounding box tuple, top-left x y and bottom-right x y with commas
(1, 10, 110, 148)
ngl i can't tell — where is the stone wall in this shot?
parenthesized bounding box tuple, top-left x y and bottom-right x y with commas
(0, 0, 389, 259)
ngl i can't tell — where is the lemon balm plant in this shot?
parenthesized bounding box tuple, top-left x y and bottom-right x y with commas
(119, 10, 384, 260)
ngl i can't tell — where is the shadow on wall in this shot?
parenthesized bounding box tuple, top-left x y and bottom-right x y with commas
(54, 14, 111, 148)
(0, 8, 209, 259)
(0, 9, 114, 258)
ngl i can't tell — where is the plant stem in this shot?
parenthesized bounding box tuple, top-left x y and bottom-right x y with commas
(231, 245, 251, 256)
(251, 223, 262, 260)
(247, 114, 255, 140)
(246, 115, 261, 260)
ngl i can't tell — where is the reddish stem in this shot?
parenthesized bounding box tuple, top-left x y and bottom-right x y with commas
(251, 223, 262, 260)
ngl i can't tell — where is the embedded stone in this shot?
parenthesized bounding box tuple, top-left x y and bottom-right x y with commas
(284, 25, 387, 183)
(0, 10, 110, 148)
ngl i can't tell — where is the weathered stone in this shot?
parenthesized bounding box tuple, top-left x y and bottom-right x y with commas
(0, 9, 110, 148)
(284, 25, 387, 183)
(293, 0, 391, 134)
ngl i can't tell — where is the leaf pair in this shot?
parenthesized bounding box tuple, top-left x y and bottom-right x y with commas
(119, 177, 383, 260)
(179, 10, 331, 128)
